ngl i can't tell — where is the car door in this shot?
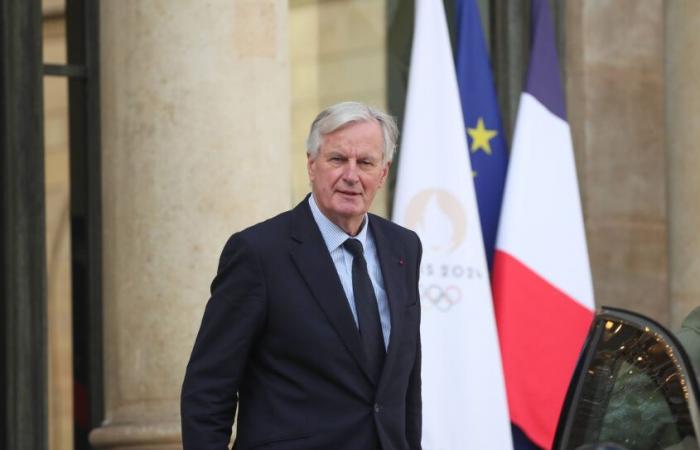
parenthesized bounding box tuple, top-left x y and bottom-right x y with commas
(553, 307, 700, 450)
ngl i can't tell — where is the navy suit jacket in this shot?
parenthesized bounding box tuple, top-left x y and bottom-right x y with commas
(181, 197, 422, 450)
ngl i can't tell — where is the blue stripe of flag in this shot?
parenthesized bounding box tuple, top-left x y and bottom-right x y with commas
(525, 0, 566, 120)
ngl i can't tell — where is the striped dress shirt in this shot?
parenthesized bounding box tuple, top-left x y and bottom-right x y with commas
(308, 195, 391, 349)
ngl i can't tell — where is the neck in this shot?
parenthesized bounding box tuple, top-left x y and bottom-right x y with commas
(309, 193, 367, 237)
(338, 217, 365, 237)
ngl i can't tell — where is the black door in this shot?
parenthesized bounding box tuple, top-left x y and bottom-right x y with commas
(553, 307, 700, 450)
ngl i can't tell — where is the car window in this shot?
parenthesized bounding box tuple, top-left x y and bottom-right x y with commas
(554, 308, 700, 450)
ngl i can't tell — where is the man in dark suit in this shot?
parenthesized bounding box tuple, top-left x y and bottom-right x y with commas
(181, 101, 422, 450)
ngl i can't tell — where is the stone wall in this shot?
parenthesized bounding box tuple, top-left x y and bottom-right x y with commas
(666, 0, 700, 328)
(290, 0, 388, 216)
(566, 0, 670, 324)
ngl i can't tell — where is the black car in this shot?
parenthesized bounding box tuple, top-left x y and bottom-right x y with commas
(554, 307, 700, 450)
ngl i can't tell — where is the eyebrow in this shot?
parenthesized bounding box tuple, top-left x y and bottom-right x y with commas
(324, 150, 380, 162)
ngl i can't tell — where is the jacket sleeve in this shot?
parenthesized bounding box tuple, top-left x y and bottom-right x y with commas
(180, 233, 267, 450)
(406, 234, 423, 449)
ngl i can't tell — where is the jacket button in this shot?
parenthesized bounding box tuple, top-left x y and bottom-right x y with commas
(374, 403, 380, 413)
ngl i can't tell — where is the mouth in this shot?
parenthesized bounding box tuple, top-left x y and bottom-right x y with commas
(337, 190, 362, 198)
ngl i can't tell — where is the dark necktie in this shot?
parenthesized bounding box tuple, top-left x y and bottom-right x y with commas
(343, 238, 385, 382)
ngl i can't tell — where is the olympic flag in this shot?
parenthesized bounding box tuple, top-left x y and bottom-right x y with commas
(493, 0, 595, 447)
(392, 0, 512, 448)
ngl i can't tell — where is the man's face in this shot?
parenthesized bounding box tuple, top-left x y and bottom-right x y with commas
(308, 120, 389, 235)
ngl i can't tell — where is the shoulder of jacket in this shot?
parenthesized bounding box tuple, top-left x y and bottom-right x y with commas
(222, 209, 294, 253)
(369, 213, 420, 242)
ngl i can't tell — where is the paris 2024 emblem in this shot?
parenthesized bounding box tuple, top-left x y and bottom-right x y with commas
(404, 189, 484, 312)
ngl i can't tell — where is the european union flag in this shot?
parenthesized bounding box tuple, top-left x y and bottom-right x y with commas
(455, 0, 508, 271)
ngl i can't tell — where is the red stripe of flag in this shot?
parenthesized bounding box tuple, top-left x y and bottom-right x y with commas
(493, 250, 594, 449)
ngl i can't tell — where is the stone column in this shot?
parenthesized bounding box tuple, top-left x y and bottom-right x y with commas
(91, 1, 290, 448)
(666, 1, 700, 329)
(566, 1, 668, 323)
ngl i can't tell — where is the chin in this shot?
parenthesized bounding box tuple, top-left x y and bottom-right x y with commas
(331, 206, 363, 218)
(328, 203, 365, 220)
(333, 196, 362, 209)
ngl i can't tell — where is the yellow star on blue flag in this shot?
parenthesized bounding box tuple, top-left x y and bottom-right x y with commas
(467, 117, 497, 155)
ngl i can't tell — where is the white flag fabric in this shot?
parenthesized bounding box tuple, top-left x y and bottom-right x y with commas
(392, 0, 513, 448)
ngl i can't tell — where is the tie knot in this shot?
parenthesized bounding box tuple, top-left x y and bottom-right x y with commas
(343, 238, 364, 258)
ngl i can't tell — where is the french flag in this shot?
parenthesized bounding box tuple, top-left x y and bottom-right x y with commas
(492, 0, 595, 448)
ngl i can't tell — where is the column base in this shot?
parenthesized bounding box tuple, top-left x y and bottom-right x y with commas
(89, 421, 181, 450)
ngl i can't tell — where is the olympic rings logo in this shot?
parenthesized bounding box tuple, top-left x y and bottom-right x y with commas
(421, 284, 462, 312)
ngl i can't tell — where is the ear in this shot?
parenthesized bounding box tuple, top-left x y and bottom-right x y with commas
(307, 153, 316, 181)
(378, 161, 391, 188)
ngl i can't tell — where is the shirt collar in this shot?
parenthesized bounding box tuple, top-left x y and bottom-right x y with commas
(309, 194, 369, 253)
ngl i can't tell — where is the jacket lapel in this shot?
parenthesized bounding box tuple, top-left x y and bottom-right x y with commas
(370, 217, 409, 389)
(288, 199, 375, 384)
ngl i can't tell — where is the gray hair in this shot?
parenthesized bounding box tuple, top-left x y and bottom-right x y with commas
(305, 101, 399, 163)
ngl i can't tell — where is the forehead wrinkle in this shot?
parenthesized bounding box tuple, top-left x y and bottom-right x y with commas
(324, 137, 381, 155)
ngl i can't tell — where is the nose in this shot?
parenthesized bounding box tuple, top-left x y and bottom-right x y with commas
(341, 160, 360, 184)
